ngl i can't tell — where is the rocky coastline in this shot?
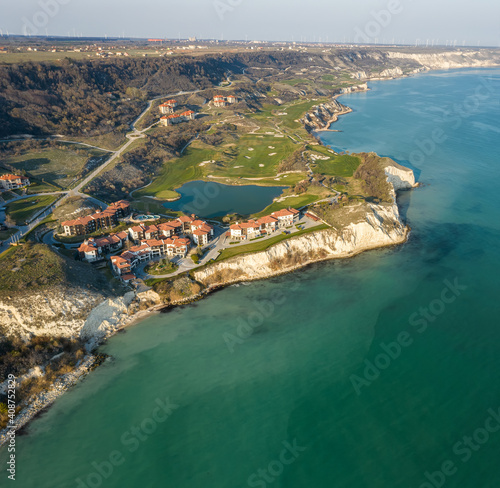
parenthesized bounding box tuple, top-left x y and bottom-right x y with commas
(0, 83, 418, 448)
(301, 97, 353, 133)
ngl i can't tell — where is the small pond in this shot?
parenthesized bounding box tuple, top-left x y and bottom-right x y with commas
(163, 181, 286, 218)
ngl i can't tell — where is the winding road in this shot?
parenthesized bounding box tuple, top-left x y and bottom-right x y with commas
(0, 88, 203, 252)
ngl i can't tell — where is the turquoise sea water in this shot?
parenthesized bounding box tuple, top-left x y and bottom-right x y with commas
(164, 181, 286, 218)
(3, 68, 500, 488)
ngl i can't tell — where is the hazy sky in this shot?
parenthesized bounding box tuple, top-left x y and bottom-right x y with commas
(2, 0, 499, 46)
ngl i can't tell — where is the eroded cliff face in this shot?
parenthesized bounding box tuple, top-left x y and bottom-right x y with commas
(301, 98, 352, 132)
(386, 50, 500, 69)
(384, 161, 416, 191)
(0, 286, 161, 343)
(194, 202, 407, 287)
(379, 67, 404, 78)
(0, 286, 105, 341)
(194, 163, 415, 287)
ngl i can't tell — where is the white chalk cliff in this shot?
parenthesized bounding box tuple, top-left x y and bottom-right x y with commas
(386, 50, 500, 69)
(0, 286, 160, 343)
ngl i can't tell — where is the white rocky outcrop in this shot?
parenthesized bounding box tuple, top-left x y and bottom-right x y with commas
(386, 50, 500, 69)
(0, 286, 161, 344)
(0, 355, 99, 447)
(301, 98, 352, 132)
(79, 292, 136, 342)
(0, 287, 104, 340)
(194, 202, 407, 287)
(384, 161, 416, 191)
(380, 67, 404, 78)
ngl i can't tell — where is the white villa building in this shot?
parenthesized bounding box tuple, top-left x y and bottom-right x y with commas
(229, 208, 300, 240)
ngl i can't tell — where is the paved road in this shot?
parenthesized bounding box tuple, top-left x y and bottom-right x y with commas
(0, 88, 203, 252)
(0, 196, 64, 252)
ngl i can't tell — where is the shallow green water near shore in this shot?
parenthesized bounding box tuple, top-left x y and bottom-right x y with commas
(3, 68, 500, 488)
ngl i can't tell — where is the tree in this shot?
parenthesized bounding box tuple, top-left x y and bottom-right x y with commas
(5, 215, 16, 227)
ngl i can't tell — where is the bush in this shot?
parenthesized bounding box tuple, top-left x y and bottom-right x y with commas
(353, 153, 391, 202)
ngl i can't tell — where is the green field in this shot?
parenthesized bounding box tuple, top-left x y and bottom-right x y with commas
(135, 133, 303, 201)
(135, 146, 209, 199)
(212, 134, 296, 178)
(6, 195, 58, 225)
(280, 79, 313, 86)
(248, 99, 324, 132)
(216, 224, 329, 261)
(3, 146, 109, 190)
(240, 173, 306, 187)
(0, 228, 18, 241)
(0, 51, 96, 64)
(134, 94, 331, 206)
(130, 198, 182, 217)
(252, 194, 319, 218)
(0, 243, 65, 293)
(311, 151, 361, 178)
(279, 100, 326, 130)
(0, 49, 177, 65)
(69, 132, 128, 152)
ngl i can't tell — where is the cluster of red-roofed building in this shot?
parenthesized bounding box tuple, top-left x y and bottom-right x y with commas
(0, 174, 30, 191)
(128, 214, 214, 246)
(158, 99, 197, 126)
(160, 110, 196, 126)
(109, 214, 214, 280)
(77, 231, 129, 262)
(229, 208, 300, 240)
(212, 95, 237, 108)
(110, 236, 191, 282)
(159, 100, 178, 114)
(61, 200, 131, 236)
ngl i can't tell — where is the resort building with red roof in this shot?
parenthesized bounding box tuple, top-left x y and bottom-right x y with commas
(0, 174, 30, 190)
(229, 208, 299, 240)
(78, 231, 129, 262)
(160, 110, 197, 126)
(128, 215, 213, 246)
(110, 236, 190, 278)
(212, 95, 237, 107)
(61, 200, 130, 236)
